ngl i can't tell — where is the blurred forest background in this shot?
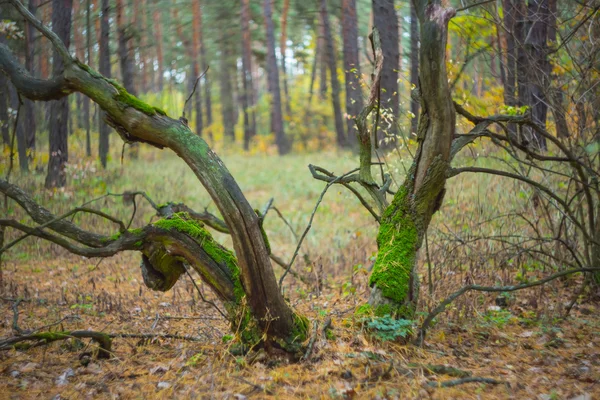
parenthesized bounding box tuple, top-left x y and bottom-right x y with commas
(1, 0, 600, 398)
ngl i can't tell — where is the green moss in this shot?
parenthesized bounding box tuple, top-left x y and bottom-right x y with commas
(290, 313, 309, 343)
(153, 212, 243, 302)
(102, 228, 144, 243)
(374, 304, 392, 317)
(355, 304, 373, 318)
(113, 83, 167, 116)
(75, 60, 167, 116)
(369, 185, 418, 304)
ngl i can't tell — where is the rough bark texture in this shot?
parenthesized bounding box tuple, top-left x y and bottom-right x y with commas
(502, 0, 518, 139)
(1, 0, 308, 349)
(341, 0, 362, 149)
(98, 0, 110, 168)
(264, 0, 289, 155)
(366, 0, 456, 318)
(45, 0, 72, 188)
(373, 0, 399, 148)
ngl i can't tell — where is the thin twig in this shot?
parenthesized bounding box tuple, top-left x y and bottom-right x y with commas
(279, 168, 361, 288)
(427, 377, 504, 387)
(182, 67, 209, 120)
(184, 265, 228, 319)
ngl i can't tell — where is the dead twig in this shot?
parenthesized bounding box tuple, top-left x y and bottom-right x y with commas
(426, 377, 504, 388)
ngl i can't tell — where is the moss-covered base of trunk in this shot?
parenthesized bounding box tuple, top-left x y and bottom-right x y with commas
(367, 185, 419, 318)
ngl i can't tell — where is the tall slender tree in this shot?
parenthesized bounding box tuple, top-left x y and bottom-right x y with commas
(152, 0, 164, 92)
(98, 0, 110, 168)
(241, 0, 256, 150)
(198, 0, 212, 132)
(264, 0, 289, 154)
(45, 0, 73, 188)
(219, 32, 236, 142)
(409, 0, 419, 136)
(373, 0, 399, 147)
(84, 0, 91, 156)
(320, 0, 346, 148)
(23, 0, 37, 159)
(191, 0, 204, 135)
(280, 0, 291, 115)
(341, 0, 362, 148)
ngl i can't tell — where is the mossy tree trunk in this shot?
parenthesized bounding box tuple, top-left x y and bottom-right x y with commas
(366, 0, 456, 317)
(0, 0, 307, 352)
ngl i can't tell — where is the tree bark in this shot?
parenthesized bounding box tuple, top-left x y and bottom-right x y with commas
(373, 0, 400, 148)
(191, 0, 203, 135)
(0, 74, 8, 145)
(220, 33, 236, 143)
(139, 0, 152, 93)
(198, 0, 212, 133)
(280, 0, 291, 115)
(366, 0, 456, 317)
(341, 0, 362, 149)
(264, 0, 289, 155)
(45, 0, 72, 188)
(24, 0, 37, 158)
(320, 0, 346, 148)
(98, 0, 110, 169)
(152, 1, 164, 93)
(84, 0, 91, 156)
(241, 0, 256, 150)
(9, 83, 28, 172)
(409, 0, 419, 136)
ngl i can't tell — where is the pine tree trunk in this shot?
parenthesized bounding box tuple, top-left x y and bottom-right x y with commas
(264, 0, 289, 155)
(241, 0, 256, 150)
(366, 0, 456, 318)
(9, 84, 28, 172)
(152, 2, 164, 93)
(341, 0, 362, 149)
(98, 0, 110, 169)
(45, 0, 72, 188)
(0, 74, 8, 145)
(198, 1, 212, 133)
(409, 0, 419, 137)
(320, 0, 346, 148)
(139, 0, 151, 93)
(373, 0, 399, 148)
(189, 0, 203, 135)
(280, 0, 291, 115)
(23, 0, 37, 159)
(220, 33, 236, 143)
(84, 0, 91, 156)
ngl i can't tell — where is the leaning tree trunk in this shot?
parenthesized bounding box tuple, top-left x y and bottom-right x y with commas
(0, 0, 307, 351)
(365, 0, 456, 317)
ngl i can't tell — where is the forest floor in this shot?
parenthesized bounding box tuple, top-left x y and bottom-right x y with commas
(0, 149, 599, 399)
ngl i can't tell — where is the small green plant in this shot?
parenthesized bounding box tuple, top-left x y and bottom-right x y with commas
(365, 315, 413, 342)
(483, 309, 514, 329)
